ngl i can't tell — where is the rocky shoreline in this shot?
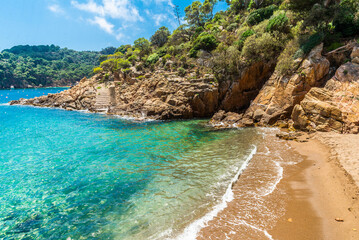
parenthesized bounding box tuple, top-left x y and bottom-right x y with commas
(10, 42, 359, 133)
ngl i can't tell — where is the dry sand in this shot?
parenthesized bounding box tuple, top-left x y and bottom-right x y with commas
(271, 133, 359, 240)
(199, 130, 359, 240)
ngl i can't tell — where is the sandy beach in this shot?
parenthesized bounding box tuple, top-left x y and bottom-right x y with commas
(271, 133, 359, 240)
(198, 130, 359, 239)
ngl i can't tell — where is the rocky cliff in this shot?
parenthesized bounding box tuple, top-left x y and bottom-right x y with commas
(292, 60, 359, 133)
(10, 70, 221, 120)
(210, 42, 359, 134)
(10, 42, 359, 134)
(10, 59, 276, 120)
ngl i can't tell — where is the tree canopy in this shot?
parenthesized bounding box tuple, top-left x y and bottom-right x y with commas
(150, 27, 171, 47)
(0, 45, 101, 89)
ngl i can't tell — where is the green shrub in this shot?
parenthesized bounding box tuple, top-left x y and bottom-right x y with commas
(287, 0, 322, 12)
(178, 67, 186, 77)
(147, 53, 160, 64)
(230, 0, 247, 13)
(180, 56, 187, 63)
(294, 32, 324, 59)
(100, 59, 118, 72)
(118, 59, 131, 69)
(242, 32, 285, 62)
(189, 32, 218, 58)
(226, 23, 238, 32)
(236, 29, 255, 49)
(275, 38, 300, 75)
(168, 46, 175, 55)
(333, 7, 359, 37)
(122, 68, 132, 74)
(193, 26, 205, 39)
(205, 23, 213, 30)
(127, 55, 137, 64)
(326, 42, 344, 52)
(93, 67, 103, 74)
(212, 13, 223, 23)
(162, 54, 172, 64)
(125, 48, 133, 57)
(247, 5, 278, 26)
(266, 13, 289, 33)
(156, 47, 168, 57)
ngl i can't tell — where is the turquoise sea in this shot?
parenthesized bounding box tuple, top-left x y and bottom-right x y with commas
(0, 88, 260, 239)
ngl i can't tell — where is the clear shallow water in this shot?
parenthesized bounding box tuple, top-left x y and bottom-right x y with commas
(0, 88, 260, 239)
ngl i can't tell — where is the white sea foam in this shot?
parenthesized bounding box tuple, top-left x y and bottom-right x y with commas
(260, 161, 284, 197)
(236, 220, 274, 240)
(114, 114, 158, 122)
(0, 103, 10, 106)
(175, 146, 257, 240)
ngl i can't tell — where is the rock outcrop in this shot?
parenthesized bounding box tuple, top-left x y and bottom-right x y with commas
(10, 58, 276, 120)
(210, 44, 330, 127)
(292, 61, 359, 133)
(241, 44, 330, 125)
(218, 61, 275, 112)
(10, 70, 219, 120)
(108, 71, 219, 120)
(10, 77, 98, 111)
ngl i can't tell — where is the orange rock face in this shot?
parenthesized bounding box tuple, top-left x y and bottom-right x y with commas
(292, 62, 359, 133)
(243, 44, 330, 125)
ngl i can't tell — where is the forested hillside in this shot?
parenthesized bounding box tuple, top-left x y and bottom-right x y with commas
(0, 45, 102, 89)
(95, 0, 358, 82)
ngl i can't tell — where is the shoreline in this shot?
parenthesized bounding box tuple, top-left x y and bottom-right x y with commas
(4, 93, 359, 238)
(270, 134, 359, 239)
(1, 86, 71, 90)
(197, 130, 359, 239)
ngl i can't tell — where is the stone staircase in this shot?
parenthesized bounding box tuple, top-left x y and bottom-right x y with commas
(94, 85, 114, 112)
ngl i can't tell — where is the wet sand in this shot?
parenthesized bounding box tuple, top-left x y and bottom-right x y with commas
(198, 130, 359, 239)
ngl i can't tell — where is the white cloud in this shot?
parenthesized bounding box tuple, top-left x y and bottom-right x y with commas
(115, 32, 125, 41)
(141, 0, 174, 8)
(89, 16, 114, 34)
(70, 0, 176, 42)
(48, 4, 65, 14)
(71, 0, 142, 22)
(157, 0, 174, 8)
(152, 14, 168, 26)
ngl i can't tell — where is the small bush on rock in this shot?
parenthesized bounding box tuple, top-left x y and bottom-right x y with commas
(178, 67, 186, 77)
(266, 13, 290, 33)
(247, 5, 278, 26)
(93, 67, 103, 74)
(275, 38, 300, 75)
(189, 32, 218, 58)
(242, 32, 285, 62)
(147, 53, 160, 65)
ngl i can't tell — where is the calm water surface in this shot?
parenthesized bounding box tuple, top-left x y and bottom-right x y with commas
(0, 88, 260, 239)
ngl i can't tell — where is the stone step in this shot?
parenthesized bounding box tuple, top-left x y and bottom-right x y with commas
(95, 87, 112, 109)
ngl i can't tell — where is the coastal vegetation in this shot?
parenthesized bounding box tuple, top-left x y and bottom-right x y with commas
(95, 0, 359, 82)
(0, 45, 103, 89)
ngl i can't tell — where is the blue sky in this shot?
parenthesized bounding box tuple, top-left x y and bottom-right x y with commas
(0, 0, 228, 51)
